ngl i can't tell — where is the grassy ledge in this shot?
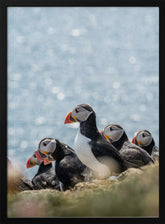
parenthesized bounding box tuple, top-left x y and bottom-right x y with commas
(8, 163, 159, 217)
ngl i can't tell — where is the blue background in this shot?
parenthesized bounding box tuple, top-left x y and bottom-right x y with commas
(8, 7, 159, 179)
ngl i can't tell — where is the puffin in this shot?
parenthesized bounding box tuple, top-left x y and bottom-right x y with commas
(31, 162, 60, 190)
(26, 151, 60, 190)
(34, 137, 91, 191)
(101, 124, 154, 167)
(132, 130, 159, 161)
(64, 104, 134, 179)
(26, 151, 41, 168)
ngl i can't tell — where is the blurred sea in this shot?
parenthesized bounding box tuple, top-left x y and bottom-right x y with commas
(8, 7, 159, 180)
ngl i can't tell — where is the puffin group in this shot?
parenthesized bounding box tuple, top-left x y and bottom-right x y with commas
(25, 103, 158, 191)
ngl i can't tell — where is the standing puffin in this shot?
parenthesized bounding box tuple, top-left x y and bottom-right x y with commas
(64, 104, 133, 179)
(101, 124, 154, 167)
(26, 151, 60, 190)
(132, 130, 159, 161)
(35, 138, 91, 191)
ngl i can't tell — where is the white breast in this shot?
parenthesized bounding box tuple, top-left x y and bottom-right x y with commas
(74, 129, 111, 179)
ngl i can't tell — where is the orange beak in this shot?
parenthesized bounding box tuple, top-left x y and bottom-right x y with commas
(132, 136, 135, 143)
(36, 150, 42, 162)
(26, 157, 35, 168)
(64, 112, 72, 124)
(36, 150, 54, 165)
(43, 159, 52, 165)
(64, 112, 77, 124)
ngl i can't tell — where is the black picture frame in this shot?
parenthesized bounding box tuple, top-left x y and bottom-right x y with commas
(0, 0, 164, 223)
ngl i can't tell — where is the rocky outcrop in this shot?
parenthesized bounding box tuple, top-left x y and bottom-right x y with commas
(8, 163, 159, 217)
(8, 159, 33, 194)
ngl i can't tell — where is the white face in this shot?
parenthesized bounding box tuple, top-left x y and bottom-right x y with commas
(103, 124, 124, 143)
(136, 131, 152, 147)
(71, 105, 93, 122)
(29, 151, 41, 165)
(39, 138, 56, 155)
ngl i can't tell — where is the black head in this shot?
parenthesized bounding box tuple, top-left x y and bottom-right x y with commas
(132, 130, 154, 147)
(64, 103, 94, 123)
(102, 124, 126, 143)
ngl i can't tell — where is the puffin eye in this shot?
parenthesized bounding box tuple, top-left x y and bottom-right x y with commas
(75, 108, 79, 113)
(142, 133, 145, 138)
(110, 127, 113, 131)
(43, 142, 47, 147)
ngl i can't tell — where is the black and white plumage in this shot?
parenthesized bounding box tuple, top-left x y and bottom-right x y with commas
(101, 124, 154, 167)
(26, 151, 59, 190)
(37, 138, 90, 191)
(64, 104, 132, 179)
(32, 162, 60, 190)
(132, 130, 159, 161)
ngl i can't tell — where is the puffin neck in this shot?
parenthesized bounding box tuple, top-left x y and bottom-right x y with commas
(140, 139, 155, 155)
(38, 162, 52, 172)
(52, 140, 73, 160)
(51, 140, 65, 160)
(80, 112, 100, 140)
(112, 132, 128, 151)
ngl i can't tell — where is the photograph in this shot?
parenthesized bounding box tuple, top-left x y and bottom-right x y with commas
(3, 2, 160, 220)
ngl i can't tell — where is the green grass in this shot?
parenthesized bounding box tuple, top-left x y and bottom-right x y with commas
(8, 163, 159, 217)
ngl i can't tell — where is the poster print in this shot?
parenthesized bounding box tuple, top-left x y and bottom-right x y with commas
(0, 0, 162, 223)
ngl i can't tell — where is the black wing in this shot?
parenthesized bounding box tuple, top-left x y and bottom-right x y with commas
(56, 154, 87, 189)
(151, 146, 159, 161)
(32, 162, 60, 190)
(89, 139, 128, 171)
(123, 141, 154, 165)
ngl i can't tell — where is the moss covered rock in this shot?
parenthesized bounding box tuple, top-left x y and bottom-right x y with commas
(8, 163, 159, 217)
